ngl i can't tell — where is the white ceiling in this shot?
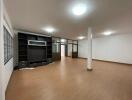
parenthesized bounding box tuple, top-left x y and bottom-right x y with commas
(4, 0, 132, 39)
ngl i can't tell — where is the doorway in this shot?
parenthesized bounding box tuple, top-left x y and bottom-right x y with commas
(61, 45, 65, 57)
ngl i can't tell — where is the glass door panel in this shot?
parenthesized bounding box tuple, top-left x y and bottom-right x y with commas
(52, 37, 61, 61)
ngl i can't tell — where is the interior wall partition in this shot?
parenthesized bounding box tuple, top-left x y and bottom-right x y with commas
(52, 38, 78, 60)
(61, 39, 67, 57)
(67, 40, 78, 58)
(72, 40, 78, 58)
(52, 37, 61, 61)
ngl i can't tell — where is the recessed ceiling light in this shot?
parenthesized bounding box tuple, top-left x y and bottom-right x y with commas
(72, 3, 87, 16)
(42, 26, 55, 33)
(61, 39, 66, 42)
(103, 31, 115, 36)
(77, 36, 85, 40)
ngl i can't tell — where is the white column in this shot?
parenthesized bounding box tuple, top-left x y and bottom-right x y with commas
(0, 0, 5, 100)
(87, 27, 93, 71)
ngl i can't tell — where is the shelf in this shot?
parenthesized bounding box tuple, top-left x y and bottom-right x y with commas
(19, 55, 27, 57)
(47, 55, 52, 56)
(19, 51, 27, 54)
(47, 49, 52, 50)
(18, 38, 27, 40)
(19, 49, 27, 51)
(19, 44, 27, 46)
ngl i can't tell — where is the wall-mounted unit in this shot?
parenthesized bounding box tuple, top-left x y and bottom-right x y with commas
(17, 32, 52, 69)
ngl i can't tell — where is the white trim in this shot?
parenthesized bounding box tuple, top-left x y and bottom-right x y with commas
(16, 30, 51, 37)
(28, 40, 47, 46)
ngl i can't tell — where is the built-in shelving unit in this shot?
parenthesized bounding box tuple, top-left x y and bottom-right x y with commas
(18, 33, 28, 62)
(18, 32, 52, 69)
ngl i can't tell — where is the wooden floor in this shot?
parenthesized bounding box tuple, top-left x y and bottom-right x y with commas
(6, 57, 132, 100)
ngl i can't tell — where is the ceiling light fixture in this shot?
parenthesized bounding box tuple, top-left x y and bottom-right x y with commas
(103, 31, 115, 36)
(77, 36, 85, 40)
(72, 3, 87, 16)
(61, 39, 66, 42)
(42, 26, 55, 33)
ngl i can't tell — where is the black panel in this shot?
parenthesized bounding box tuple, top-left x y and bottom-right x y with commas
(28, 34, 37, 40)
(28, 46, 47, 63)
(18, 33, 27, 62)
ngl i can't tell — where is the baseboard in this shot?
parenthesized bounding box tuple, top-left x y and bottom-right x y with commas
(78, 57, 132, 65)
(78, 57, 87, 59)
(5, 67, 14, 94)
(92, 59, 132, 66)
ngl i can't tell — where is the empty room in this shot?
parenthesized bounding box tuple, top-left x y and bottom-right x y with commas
(0, 0, 132, 100)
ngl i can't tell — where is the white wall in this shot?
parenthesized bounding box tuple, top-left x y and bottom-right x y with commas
(0, 1, 14, 100)
(78, 33, 132, 64)
(3, 20, 14, 92)
(78, 39, 88, 58)
(0, 0, 5, 100)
